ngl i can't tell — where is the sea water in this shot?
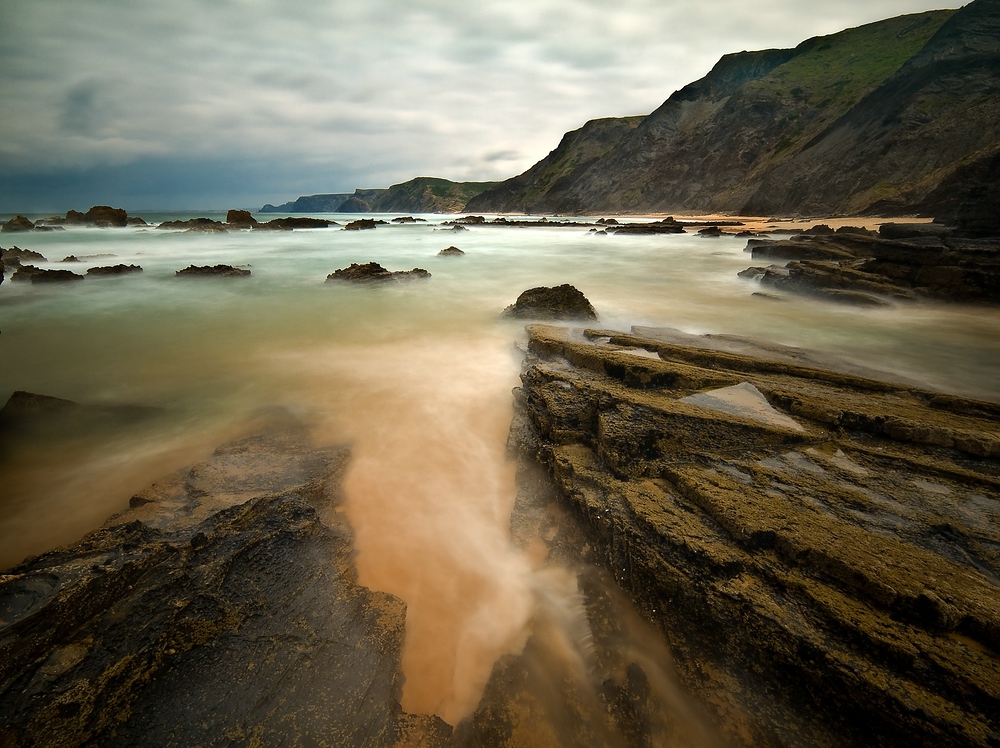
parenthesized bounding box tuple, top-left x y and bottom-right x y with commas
(2, 213, 999, 725)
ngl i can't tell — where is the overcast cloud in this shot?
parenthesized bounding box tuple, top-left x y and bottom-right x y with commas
(0, 0, 960, 211)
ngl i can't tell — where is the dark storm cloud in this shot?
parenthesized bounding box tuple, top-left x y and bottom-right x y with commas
(0, 0, 960, 211)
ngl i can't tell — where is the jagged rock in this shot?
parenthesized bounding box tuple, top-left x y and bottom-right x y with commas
(502, 284, 597, 321)
(325, 262, 430, 283)
(507, 323, 1000, 748)
(87, 264, 143, 277)
(12, 266, 84, 283)
(608, 219, 685, 235)
(126, 216, 148, 227)
(392, 216, 426, 223)
(344, 219, 379, 231)
(157, 217, 225, 231)
(438, 246, 465, 256)
(84, 206, 128, 228)
(63, 210, 88, 225)
(448, 224, 468, 232)
(1, 246, 46, 266)
(742, 232, 1000, 303)
(0, 417, 451, 747)
(1, 216, 35, 233)
(175, 265, 251, 278)
(61, 255, 81, 262)
(225, 209, 258, 227)
(259, 216, 336, 230)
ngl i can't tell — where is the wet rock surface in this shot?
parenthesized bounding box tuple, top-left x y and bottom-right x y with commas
(743, 227, 1000, 304)
(87, 264, 143, 277)
(326, 262, 430, 283)
(507, 323, 1000, 747)
(0, 416, 450, 747)
(175, 264, 251, 278)
(502, 284, 598, 321)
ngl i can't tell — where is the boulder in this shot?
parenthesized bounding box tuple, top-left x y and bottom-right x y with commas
(87, 264, 143, 277)
(225, 209, 258, 227)
(63, 210, 89, 225)
(698, 225, 724, 237)
(325, 262, 431, 283)
(0, 418, 452, 747)
(502, 284, 597, 321)
(507, 324, 1000, 747)
(438, 246, 465, 256)
(344, 219, 379, 231)
(175, 265, 251, 278)
(126, 216, 148, 227)
(84, 206, 128, 228)
(1, 216, 35, 233)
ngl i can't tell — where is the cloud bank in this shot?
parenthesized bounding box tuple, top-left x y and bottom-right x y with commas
(0, 0, 959, 211)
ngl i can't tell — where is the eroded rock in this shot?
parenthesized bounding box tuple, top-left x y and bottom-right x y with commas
(502, 284, 597, 321)
(507, 323, 1000, 747)
(325, 262, 430, 283)
(0, 417, 451, 747)
(175, 265, 251, 278)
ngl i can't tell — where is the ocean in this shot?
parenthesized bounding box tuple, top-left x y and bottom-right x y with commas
(2, 211, 999, 723)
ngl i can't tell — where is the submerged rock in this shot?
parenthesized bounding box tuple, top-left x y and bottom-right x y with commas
(438, 246, 465, 256)
(326, 262, 430, 283)
(87, 264, 143, 277)
(0, 417, 451, 746)
(343, 219, 379, 231)
(507, 323, 1000, 747)
(0, 246, 46, 265)
(12, 266, 84, 283)
(502, 284, 597, 321)
(175, 264, 251, 278)
(1, 216, 35, 233)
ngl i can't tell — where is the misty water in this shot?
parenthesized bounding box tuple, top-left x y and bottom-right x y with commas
(3, 213, 1000, 732)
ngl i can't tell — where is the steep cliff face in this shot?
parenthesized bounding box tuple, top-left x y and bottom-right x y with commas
(262, 177, 497, 214)
(471, 2, 1000, 217)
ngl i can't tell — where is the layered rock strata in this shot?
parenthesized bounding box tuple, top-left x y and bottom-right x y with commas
(507, 324, 1000, 747)
(743, 226, 1000, 304)
(0, 416, 450, 747)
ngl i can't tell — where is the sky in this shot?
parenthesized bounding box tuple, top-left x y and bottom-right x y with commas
(0, 0, 960, 213)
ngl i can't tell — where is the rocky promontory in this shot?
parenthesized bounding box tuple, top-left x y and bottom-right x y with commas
(741, 223, 1000, 304)
(507, 323, 1000, 747)
(0, 416, 451, 747)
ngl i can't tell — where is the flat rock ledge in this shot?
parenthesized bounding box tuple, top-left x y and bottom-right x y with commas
(507, 323, 1000, 748)
(0, 417, 450, 747)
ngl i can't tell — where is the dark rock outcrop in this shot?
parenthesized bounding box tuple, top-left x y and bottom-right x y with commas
(0, 246, 46, 266)
(175, 265, 251, 278)
(0, 417, 451, 747)
(438, 246, 465, 256)
(743, 229, 1000, 303)
(225, 209, 258, 227)
(1, 216, 35, 233)
(502, 285, 598, 321)
(87, 264, 143, 277)
(157, 217, 226, 232)
(259, 216, 336, 230)
(325, 262, 430, 283)
(344, 219, 379, 231)
(507, 323, 1000, 747)
(84, 206, 127, 228)
(11, 266, 84, 283)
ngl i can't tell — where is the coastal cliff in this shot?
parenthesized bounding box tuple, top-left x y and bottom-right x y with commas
(262, 177, 498, 214)
(468, 0, 1000, 218)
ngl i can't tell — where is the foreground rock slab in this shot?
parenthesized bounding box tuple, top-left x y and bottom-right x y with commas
(0, 417, 449, 747)
(508, 324, 1000, 747)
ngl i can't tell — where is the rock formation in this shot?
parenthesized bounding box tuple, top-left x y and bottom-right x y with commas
(741, 224, 1000, 304)
(261, 178, 499, 215)
(175, 265, 251, 278)
(0, 415, 451, 747)
(87, 264, 143, 277)
(325, 262, 430, 283)
(468, 0, 1000, 218)
(1, 216, 35, 233)
(507, 323, 1000, 747)
(502, 285, 598, 321)
(438, 246, 465, 256)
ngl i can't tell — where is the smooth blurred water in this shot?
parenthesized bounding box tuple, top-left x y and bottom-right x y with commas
(2, 213, 999, 725)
